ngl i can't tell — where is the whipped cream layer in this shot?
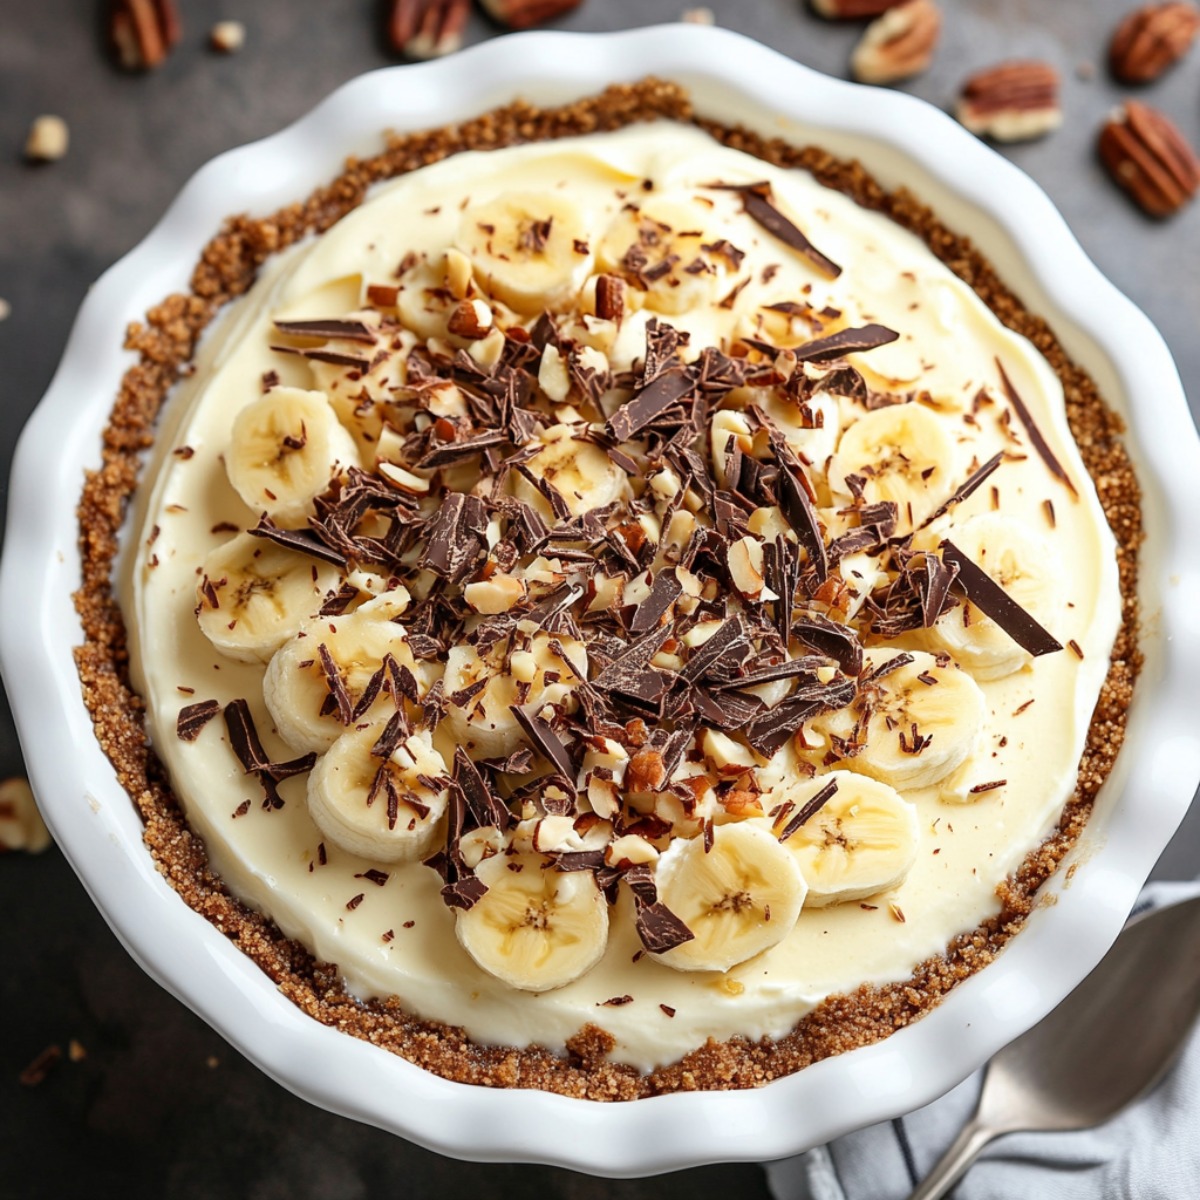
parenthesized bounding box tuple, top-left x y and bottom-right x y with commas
(124, 124, 1120, 1071)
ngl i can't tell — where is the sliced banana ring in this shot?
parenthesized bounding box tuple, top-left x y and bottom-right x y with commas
(225, 387, 360, 527)
(454, 851, 610, 992)
(929, 513, 1063, 681)
(512, 423, 629, 518)
(195, 532, 340, 664)
(307, 725, 449, 863)
(827, 402, 957, 532)
(850, 649, 986, 791)
(263, 610, 422, 755)
(651, 821, 807, 973)
(456, 192, 593, 315)
(596, 193, 729, 316)
(442, 633, 588, 760)
(772, 770, 919, 906)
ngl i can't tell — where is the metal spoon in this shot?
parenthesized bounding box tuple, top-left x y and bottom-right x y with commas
(909, 893, 1200, 1200)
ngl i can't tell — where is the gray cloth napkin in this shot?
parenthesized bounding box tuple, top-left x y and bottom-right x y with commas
(766, 881, 1200, 1200)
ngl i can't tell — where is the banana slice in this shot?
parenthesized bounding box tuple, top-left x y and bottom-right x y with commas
(263, 610, 423, 754)
(443, 633, 588, 759)
(195, 532, 339, 664)
(596, 193, 731, 316)
(307, 724, 449, 863)
(456, 193, 593, 315)
(512, 424, 629, 518)
(652, 821, 807, 973)
(225, 387, 360, 527)
(827, 403, 956, 532)
(846, 649, 986, 791)
(454, 851, 609, 992)
(772, 771, 919, 906)
(929, 514, 1063, 680)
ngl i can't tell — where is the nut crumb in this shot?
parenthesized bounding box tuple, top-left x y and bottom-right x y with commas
(24, 115, 68, 163)
(209, 20, 246, 54)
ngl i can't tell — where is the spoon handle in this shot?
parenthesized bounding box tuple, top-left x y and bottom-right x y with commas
(906, 1116, 997, 1200)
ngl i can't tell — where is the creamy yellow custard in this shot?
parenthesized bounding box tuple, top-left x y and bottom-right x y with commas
(123, 123, 1120, 1072)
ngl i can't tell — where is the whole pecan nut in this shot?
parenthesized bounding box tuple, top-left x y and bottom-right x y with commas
(811, 0, 909, 18)
(388, 0, 470, 59)
(956, 61, 1062, 142)
(1109, 2, 1200, 83)
(479, 0, 583, 29)
(109, 0, 181, 71)
(1098, 100, 1200, 216)
(851, 0, 942, 85)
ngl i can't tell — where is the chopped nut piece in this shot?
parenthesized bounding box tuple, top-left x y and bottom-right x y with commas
(1109, 2, 1200, 83)
(957, 62, 1062, 142)
(727, 536, 766, 599)
(209, 20, 246, 54)
(464, 573, 526, 614)
(0, 778, 51, 853)
(24, 115, 69, 163)
(1099, 100, 1200, 216)
(388, 0, 470, 58)
(479, 0, 582, 29)
(851, 0, 941, 84)
(109, 0, 181, 70)
(627, 749, 667, 793)
(447, 297, 494, 339)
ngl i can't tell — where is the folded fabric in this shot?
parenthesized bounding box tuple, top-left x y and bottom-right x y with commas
(766, 881, 1200, 1200)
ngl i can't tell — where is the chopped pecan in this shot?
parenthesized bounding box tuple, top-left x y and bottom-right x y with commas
(1109, 2, 1200, 83)
(812, 0, 909, 16)
(1098, 100, 1200, 216)
(851, 0, 942, 85)
(109, 0, 181, 71)
(479, 0, 583, 29)
(956, 61, 1062, 142)
(388, 0, 470, 59)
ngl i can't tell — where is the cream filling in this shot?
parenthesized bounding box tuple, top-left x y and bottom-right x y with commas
(123, 123, 1121, 1072)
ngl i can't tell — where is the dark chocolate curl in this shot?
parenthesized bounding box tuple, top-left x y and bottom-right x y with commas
(940, 540, 1064, 657)
(793, 324, 900, 364)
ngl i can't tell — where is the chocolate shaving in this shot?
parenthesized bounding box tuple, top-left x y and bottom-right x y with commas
(453, 746, 512, 831)
(923, 451, 1005, 527)
(247, 515, 348, 567)
(594, 274, 626, 322)
(915, 552, 958, 628)
(317, 643, 354, 725)
(510, 705, 577, 780)
(274, 318, 377, 343)
(775, 462, 827, 582)
(223, 699, 316, 809)
(418, 492, 488, 583)
(793, 324, 900, 364)
(606, 366, 695, 442)
(720, 181, 842, 279)
(628, 569, 683, 635)
(778, 779, 839, 842)
(743, 676, 856, 758)
(941, 540, 1064, 657)
(441, 875, 488, 911)
(555, 850, 607, 872)
(269, 344, 371, 370)
(996, 359, 1078, 497)
(793, 613, 863, 677)
(176, 699, 220, 742)
(634, 900, 695, 955)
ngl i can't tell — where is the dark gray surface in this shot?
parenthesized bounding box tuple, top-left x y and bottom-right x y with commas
(1, 1, 1198, 1196)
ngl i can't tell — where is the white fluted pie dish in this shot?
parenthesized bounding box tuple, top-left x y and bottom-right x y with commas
(2, 25, 1199, 1176)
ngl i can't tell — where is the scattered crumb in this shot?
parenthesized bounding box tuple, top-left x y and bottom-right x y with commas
(24, 115, 68, 163)
(206, 1055, 220, 1069)
(210, 20, 246, 54)
(68, 1039, 87, 1062)
(681, 6, 715, 23)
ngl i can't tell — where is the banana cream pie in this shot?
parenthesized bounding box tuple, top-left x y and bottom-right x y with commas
(79, 81, 1140, 1096)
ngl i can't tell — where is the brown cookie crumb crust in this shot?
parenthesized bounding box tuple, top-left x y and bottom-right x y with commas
(72, 79, 1141, 1099)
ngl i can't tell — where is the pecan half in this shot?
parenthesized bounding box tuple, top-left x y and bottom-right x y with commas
(1098, 100, 1200, 216)
(1109, 2, 1200, 83)
(851, 0, 942, 85)
(108, 0, 181, 71)
(388, 0, 470, 59)
(957, 61, 1062, 142)
(479, 0, 583, 29)
(812, 0, 909, 17)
